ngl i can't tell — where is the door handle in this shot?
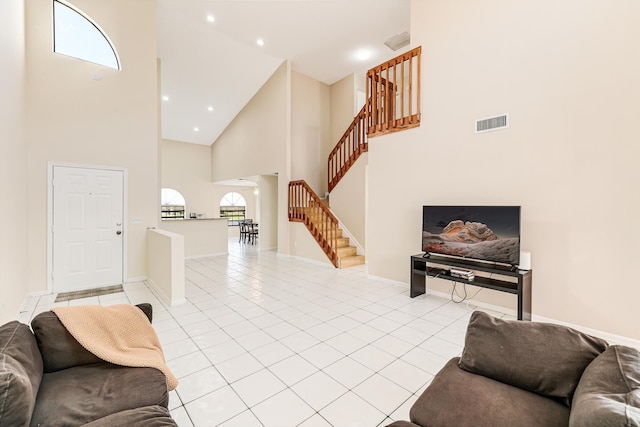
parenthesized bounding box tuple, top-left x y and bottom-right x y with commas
(116, 230, 122, 235)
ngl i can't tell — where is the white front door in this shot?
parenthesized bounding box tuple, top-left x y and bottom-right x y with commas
(52, 166, 124, 292)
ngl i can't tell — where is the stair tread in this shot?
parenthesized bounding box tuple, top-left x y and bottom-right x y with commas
(340, 255, 365, 269)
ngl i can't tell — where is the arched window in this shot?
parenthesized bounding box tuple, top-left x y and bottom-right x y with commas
(161, 188, 186, 219)
(220, 192, 246, 226)
(53, 0, 121, 70)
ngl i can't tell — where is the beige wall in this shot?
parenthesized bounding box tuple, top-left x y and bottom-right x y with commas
(161, 139, 217, 218)
(258, 175, 278, 251)
(25, 0, 158, 289)
(289, 223, 334, 267)
(330, 152, 367, 247)
(211, 61, 291, 255)
(146, 228, 185, 305)
(161, 139, 258, 220)
(161, 138, 260, 243)
(0, 0, 28, 322)
(328, 73, 367, 246)
(160, 219, 228, 258)
(291, 71, 331, 195)
(330, 74, 358, 146)
(367, 0, 640, 340)
(211, 62, 288, 183)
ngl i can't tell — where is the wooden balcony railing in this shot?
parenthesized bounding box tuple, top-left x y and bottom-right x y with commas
(288, 180, 339, 268)
(326, 47, 421, 193)
(327, 105, 367, 192)
(367, 46, 421, 137)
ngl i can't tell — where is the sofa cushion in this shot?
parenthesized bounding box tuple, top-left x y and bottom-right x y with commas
(410, 357, 570, 427)
(0, 321, 43, 426)
(569, 345, 640, 426)
(83, 405, 177, 427)
(31, 304, 154, 373)
(31, 311, 102, 372)
(31, 362, 169, 426)
(459, 311, 608, 404)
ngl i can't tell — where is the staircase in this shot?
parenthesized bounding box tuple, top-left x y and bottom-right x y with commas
(288, 181, 364, 269)
(288, 46, 421, 269)
(306, 208, 364, 268)
(316, 200, 365, 268)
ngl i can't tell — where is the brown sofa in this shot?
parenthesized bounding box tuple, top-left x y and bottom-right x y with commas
(0, 303, 177, 426)
(388, 311, 640, 427)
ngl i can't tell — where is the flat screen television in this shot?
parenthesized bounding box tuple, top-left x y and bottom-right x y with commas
(422, 206, 521, 267)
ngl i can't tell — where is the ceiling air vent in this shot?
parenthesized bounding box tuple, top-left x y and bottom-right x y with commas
(384, 31, 410, 51)
(476, 114, 509, 133)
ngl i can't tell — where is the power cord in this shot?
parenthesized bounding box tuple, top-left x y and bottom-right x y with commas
(450, 281, 467, 303)
(450, 280, 484, 305)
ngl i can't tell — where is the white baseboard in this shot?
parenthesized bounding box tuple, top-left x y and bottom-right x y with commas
(425, 289, 518, 318)
(186, 252, 227, 260)
(144, 279, 186, 308)
(425, 288, 639, 347)
(365, 274, 408, 288)
(532, 314, 640, 349)
(28, 290, 50, 297)
(125, 276, 147, 284)
(278, 252, 334, 268)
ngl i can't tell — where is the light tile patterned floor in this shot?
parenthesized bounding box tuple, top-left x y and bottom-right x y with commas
(19, 240, 512, 427)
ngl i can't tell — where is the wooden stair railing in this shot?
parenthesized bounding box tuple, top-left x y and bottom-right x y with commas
(367, 46, 421, 137)
(288, 180, 339, 268)
(327, 105, 368, 192)
(327, 46, 421, 192)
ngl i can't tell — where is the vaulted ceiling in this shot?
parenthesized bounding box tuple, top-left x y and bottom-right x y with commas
(157, 0, 410, 146)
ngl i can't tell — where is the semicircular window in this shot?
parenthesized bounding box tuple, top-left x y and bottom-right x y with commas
(161, 188, 186, 219)
(53, 0, 121, 70)
(220, 192, 247, 226)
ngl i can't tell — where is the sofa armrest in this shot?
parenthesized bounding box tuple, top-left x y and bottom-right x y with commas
(136, 303, 153, 323)
(384, 421, 422, 427)
(83, 406, 177, 426)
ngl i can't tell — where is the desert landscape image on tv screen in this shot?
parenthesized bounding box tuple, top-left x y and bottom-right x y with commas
(422, 206, 520, 265)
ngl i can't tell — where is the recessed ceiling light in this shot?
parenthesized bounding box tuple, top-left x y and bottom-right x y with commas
(194, 127, 199, 132)
(256, 38, 265, 46)
(355, 49, 372, 61)
(162, 95, 169, 101)
(206, 15, 215, 23)
(207, 106, 214, 112)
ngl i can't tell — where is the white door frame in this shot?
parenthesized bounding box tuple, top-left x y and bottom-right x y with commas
(47, 162, 128, 293)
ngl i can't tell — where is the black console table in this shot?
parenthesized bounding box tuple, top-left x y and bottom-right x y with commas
(410, 254, 532, 320)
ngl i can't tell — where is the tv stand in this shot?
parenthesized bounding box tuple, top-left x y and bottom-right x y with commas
(410, 254, 532, 320)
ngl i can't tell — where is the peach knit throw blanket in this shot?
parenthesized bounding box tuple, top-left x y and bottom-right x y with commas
(51, 304, 178, 391)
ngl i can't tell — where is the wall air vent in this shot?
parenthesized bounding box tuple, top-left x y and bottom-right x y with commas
(476, 114, 509, 133)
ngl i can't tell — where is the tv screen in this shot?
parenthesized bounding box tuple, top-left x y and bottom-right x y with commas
(422, 206, 521, 266)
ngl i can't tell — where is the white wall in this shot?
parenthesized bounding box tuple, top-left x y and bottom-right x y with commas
(367, 0, 640, 340)
(330, 74, 358, 145)
(160, 219, 228, 258)
(0, 0, 28, 322)
(25, 0, 158, 290)
(330, 152, 367, 247)
(161, 139, 258, 220)
(328, 73, 367, 247)
(291, 71, 331, 195)
(161, 139, 218, 218)
(258, 175, 278, 251)
(211, 61, 291, 255)
(289, 223, 334, 267)
(146, 228, 185, 306)
(211, 62, 288, 184)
